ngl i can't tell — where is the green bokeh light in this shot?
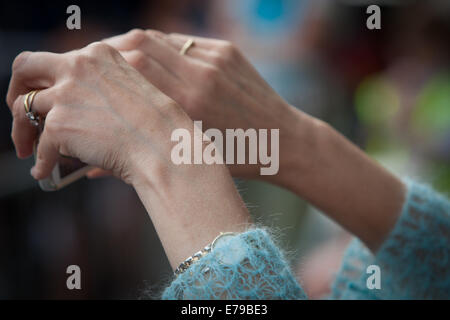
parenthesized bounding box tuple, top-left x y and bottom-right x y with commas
(412, 73, 450, 139)
(354, 75, 400, 127)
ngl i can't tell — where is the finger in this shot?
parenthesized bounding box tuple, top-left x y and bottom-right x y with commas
(86, 167, 112, 179)
(168, 33, 228, 50)
(103, 29, 168, 50)
(11, 88, 54, 158)
(163, 34, 214, 62)
(106, 29, 194, 80)
(102, 29, 163, 51)
(105, 29, 201, 83)
(141, 30, 193, 76)
(102, 31, 141, 51)
(119, 50, 183, 99)
(6, 51, 63, 109)
(31, 126, 60, 180)
(169, 33, 248, 78)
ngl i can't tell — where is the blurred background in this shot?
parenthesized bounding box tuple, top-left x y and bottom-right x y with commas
(0, 0, 448, 299)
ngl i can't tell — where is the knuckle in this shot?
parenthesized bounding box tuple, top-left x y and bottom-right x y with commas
(62, 79, 77, 94)
(12, 51, 32, 73)
(146, 29, 165, 40)
(51, 85, 68, 104)
(126, 29, 147, 48)
(127, 50, 147, 69)
(208, 41, 239, 70)
(210, 51, 227, 69)
(86, 41, 114, 56)
(218, 41, 235, 55)
(70, 43, 116, 72)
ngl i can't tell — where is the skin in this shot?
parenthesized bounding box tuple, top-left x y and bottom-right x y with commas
(6, 30, 405, 276)
(6, 42, 250, 269)
(101, 29, 406, 252)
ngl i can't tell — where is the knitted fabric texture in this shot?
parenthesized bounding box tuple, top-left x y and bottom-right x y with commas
(330, 180, 450, 299)
(162, 229, 307, 299)
(162, 180, 449, 299)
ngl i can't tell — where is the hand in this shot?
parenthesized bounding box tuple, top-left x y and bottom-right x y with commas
(103, 30, 406, 252)
(6, 42, 251, 268)
(6, 42, 189, 185)
(102, 29, 311, 180)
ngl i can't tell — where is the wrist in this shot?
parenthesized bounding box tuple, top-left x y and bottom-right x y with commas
(125, 107, 194, 188)
(269, 108, 405, 251)
(261, 104, 326, 193)
(130, 143, 251, 268)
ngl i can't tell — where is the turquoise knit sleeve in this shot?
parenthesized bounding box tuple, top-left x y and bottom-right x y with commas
(330, 180, 450, 299)
(162, 229, 307, 299)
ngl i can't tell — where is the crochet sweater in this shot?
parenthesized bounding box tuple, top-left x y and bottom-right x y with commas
(162, 181, 450, 299)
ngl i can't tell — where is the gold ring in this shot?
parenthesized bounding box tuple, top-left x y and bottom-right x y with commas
(23, 89, 41, 127)
(179, 38, 195, 56)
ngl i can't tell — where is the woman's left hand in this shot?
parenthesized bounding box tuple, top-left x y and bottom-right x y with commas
(6, 42, 190, 185)
(6, 42, 250, 268)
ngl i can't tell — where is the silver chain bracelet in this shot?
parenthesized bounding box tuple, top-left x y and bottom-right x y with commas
(174, 232, 237, 276)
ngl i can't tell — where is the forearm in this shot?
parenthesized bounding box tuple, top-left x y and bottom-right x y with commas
(268, 106, 406, 252)
(131, 158, 251, 269)
(331, 181, 450, 299)
(130, 147, 306, 299)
